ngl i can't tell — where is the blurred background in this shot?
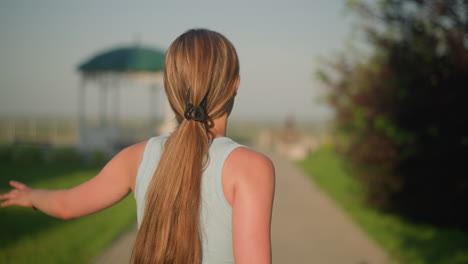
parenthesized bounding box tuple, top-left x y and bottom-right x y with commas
(1, 0, 467, 264)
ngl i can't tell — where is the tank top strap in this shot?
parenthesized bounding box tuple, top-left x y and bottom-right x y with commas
(205, 137, 245, 212)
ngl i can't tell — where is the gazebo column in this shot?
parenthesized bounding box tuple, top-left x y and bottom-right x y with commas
(113, 80, 120, 130)
(78, 79, 86, 148)
(99, 80, 108, 128)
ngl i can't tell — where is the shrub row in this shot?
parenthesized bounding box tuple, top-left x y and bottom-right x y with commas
(0, 144, 110, 167)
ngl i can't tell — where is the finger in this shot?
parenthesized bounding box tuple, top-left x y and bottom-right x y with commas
(1, 200, 14, 207)
(10, 181, 27, 190)
(0, 192, 11, 200)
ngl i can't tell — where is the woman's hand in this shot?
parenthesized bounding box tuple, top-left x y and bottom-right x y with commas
(0, 181, 34, 208)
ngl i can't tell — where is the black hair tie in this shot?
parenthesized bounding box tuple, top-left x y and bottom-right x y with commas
(184, 89, 209, 123)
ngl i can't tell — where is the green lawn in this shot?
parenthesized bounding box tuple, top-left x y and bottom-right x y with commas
(0, 163, 136, 264)
(298, 146, 468, 264)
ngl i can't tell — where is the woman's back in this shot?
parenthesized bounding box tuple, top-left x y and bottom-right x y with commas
(0, 29, 274, 264)
(135, 134, 244, 263)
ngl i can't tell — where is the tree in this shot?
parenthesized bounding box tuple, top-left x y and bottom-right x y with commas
(319, 0, 468, 229)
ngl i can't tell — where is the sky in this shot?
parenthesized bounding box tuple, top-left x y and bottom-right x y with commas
(0, 0, 357, 122)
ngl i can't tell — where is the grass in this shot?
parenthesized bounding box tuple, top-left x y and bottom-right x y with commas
(0, 163, 136, 264)
(298, 146, 468, 264)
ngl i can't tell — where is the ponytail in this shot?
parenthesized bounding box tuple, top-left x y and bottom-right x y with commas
(132, 28, 239, 264)
(132, 119, 208, 263)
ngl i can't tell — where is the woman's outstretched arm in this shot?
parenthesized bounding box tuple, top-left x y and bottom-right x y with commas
(228, 147, 275, 264)
(0, 141, 146, 219)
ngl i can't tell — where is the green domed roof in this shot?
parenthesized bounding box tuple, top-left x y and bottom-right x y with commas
(78, 46, 165, 73)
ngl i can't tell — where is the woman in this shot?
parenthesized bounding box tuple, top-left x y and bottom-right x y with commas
(0, 29, 275, 264)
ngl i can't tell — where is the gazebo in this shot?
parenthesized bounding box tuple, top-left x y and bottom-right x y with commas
(77, 45, 176, 154)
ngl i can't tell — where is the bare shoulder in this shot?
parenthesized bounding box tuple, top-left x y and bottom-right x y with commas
(225, 147, 275, 187)
(119, 140, 148, 161)
(228, 147, 274, 171)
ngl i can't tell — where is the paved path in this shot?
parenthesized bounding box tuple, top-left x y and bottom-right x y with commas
(269, 153, 393, 264)
(92, 223, 137, 264)
(93, 153, 394, 264)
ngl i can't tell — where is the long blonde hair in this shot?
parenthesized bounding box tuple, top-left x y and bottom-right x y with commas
(132, 29, 240, 264)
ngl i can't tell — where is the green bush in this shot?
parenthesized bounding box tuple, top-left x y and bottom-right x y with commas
(89, 150, 110, 168)
(46, 147, 83, 166)
(0, 145, 13, 163)
(11, 145, 44, 164)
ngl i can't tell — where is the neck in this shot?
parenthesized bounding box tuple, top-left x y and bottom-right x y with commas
(209, 113, 229, 138)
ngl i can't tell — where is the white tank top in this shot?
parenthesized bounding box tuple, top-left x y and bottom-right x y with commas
(134, 133, 244, 264)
